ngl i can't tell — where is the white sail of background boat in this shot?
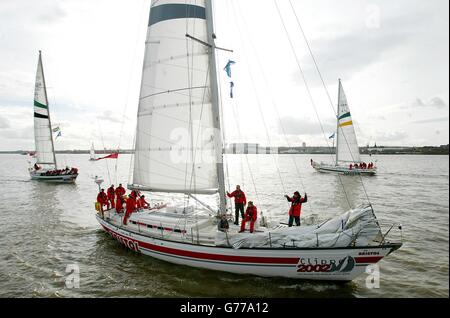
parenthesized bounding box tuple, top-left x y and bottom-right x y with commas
(94, 0, 401, 281)
(29, 51, 79, 183)
(89, 143, 96, 161)
(312, 80, 377, 176)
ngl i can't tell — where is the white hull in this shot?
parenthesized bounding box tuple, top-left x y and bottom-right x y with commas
(30, 172, 78, 183)
(96, 215, 400, 281)
(313, 162, 377, 176)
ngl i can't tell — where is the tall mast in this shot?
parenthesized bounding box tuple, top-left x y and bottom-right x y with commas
(39, 51, 58, 168)
(205, 0, 226, 214)
(335, 79, 341, 166)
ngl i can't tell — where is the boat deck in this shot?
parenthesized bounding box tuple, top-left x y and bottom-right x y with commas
(101, 207, 269, 247)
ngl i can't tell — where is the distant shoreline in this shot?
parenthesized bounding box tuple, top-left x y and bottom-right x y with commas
(1, 146, 448, 156)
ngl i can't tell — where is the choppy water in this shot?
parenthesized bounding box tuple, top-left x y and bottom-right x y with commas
(0, 154, 448, 298)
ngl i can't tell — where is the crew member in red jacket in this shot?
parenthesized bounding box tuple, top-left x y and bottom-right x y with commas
(114, 184, 126, 212)
(227, 185, 247, 225)
(240, 202, 258, 233)
(137, 195, 150, 210)
(285, 191, 308, 227)
(97, 189, 109, 212)
(107, 185, 115, 208)
(123, 195, 136, 225)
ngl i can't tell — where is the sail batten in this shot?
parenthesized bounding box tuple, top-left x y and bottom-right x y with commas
(34, 52, 57, 169)
(336, 80, 361, 164)
(132, 0, 220, 195)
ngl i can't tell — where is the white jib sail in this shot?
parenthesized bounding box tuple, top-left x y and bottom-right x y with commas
(34, 51, 57, 168)
(132, 0, 220, 195)
(336, 80, 361, 164)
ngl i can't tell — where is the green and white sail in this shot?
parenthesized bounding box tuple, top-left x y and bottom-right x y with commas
(34, 51, 57, 168)
(336, 80, 361, 164)
(131, 0, 224, 198)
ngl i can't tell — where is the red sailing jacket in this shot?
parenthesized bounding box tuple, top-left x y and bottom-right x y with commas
(107, 187, 115, 199)
(115, 186, 126, 197)
(126, 197, 136, 214)
(287, 195, 308, 217)
(227, 190, 247, 205)
(244, 206, 258, 222)
(97, 192, 108, 203)
(138, 198, 149, 209)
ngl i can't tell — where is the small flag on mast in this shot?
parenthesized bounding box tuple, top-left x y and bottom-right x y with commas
(230, 82, 235, 99)
(329, 133, 336, 139)
(224, 60, 236, 78)
(55, 131, 62, 139)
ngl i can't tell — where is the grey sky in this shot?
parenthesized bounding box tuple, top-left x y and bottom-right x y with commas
(0, 0, 448, 151)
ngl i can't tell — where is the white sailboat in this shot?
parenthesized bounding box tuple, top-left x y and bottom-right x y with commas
(89, 143, 96, 161)
(95, 0, 400, 281)
(29, 51, 79, 183)
(312, 80, 377, 176)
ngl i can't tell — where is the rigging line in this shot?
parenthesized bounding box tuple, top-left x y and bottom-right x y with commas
(233, 0, 313, 213)
(230, 0, 287, 197)
(117, 0, 148, 185)
(287, 0, 372, 205)
(140, 86, 209, 100)
(215, 46, 232, 213)
(128, 131, 136, 186)
(184, 0, 198, 212)
(287, 0, 335, 113)
(273, 0, 353, 210)
(187, 64, 211, 193)
(97, 119, 112, 185)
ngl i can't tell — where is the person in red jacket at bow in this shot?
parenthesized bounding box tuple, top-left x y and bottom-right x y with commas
(227, 185, 247, 225)
(285, 191, 308, 227)
(97, 189, 109, 212)
(239, 201, 258, 233)
(107, 185, 115, 208)
(123, 195, 137, 225)
(137, 195, 150, 210)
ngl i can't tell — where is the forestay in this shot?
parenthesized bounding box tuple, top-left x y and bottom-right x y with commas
(34, 51, 57, 168)
(132, 0, 220, 195)
(336, 80, 361, 164)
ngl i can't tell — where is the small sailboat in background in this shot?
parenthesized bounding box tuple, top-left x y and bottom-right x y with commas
(312, 80, 377, 176)
(89, 143, 96, 161)
(29, 51, 79, 183)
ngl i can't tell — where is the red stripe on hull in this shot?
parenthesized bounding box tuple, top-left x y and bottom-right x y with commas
(102, 224, 299, 265)
(355, 257, 383, 264)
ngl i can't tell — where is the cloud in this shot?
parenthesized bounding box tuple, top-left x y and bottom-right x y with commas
(428, 97, 448, 109)
(408, 97, 448, 110)
(0, 116, 11, 129)
(278, 117, 335, 136)
(99, 111, 123, 124)
(300, 23, 411, 84)
(0, 126, 33, 140)
(35, 3, 67, 24)
(412, 116, 449, 125)
(373, 131, 408, 143)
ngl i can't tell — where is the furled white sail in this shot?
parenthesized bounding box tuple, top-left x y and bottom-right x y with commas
(336, 80, 361, 164)
(132, 0, 220, 195)
(34, 51, 57, 168)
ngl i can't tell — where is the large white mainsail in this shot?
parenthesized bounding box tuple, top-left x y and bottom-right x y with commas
(131, 0, 224, 199)
(34, 51, 57, 169)
(336, 80, 361, 165)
